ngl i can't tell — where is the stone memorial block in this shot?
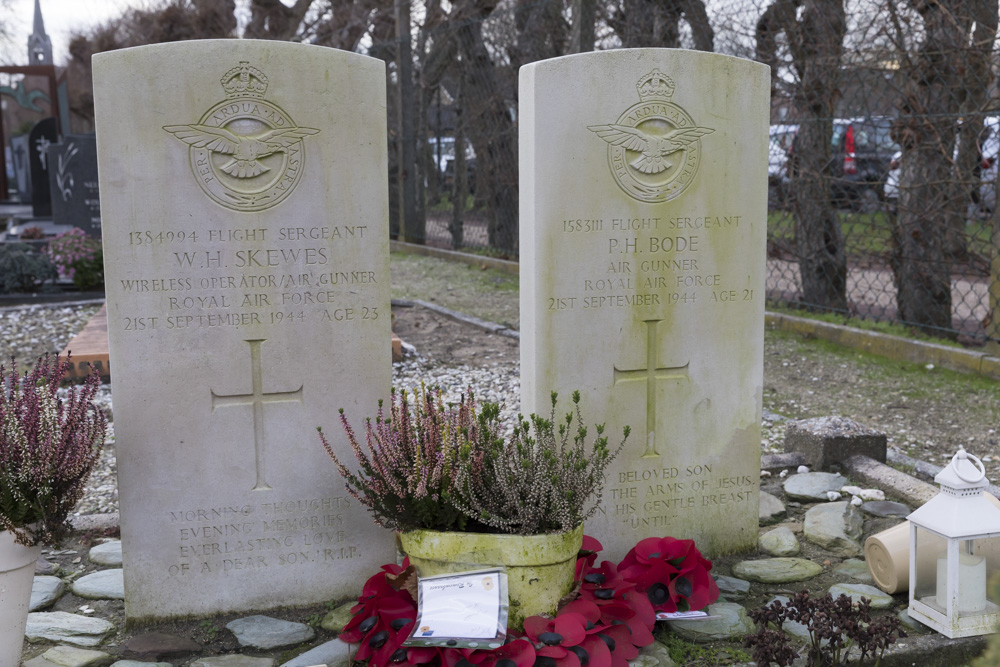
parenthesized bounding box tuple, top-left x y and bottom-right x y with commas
(48, 134, 102, 238)
(93, 41, 393, 621)
(520, 50, 769, 560)
(11, 134, 32, 201)
(28, 117, 58, 217)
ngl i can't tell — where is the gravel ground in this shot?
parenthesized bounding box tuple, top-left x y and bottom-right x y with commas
(3, 250, 999, 519)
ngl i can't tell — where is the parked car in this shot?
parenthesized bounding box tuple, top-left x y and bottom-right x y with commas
(884, 116, 999, 217)
(768, 124, 797, 208)
(830, 117, 900, 212)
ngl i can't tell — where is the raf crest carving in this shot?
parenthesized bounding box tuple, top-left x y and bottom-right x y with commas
(589, 69, 713, 204)
(164, 62, 319, 212)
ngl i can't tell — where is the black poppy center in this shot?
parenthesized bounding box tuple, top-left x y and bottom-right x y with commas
(538, 631, 563, 646)
(569, 645, 590, 666)
(648, 582, 670, 605)
(368, 629, 389, 648)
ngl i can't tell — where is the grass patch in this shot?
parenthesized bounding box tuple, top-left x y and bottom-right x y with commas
(660, 631, 752, 666)
(768, 303, 967, 349)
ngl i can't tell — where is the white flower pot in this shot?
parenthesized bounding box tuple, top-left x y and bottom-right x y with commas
(0, 530, 42, 667)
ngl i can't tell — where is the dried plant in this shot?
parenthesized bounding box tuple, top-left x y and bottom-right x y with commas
(0, 355, 107, 546)
(322, 388, 629, 535)
(450, 391, 629, 534)
(745, 590, 905, 667)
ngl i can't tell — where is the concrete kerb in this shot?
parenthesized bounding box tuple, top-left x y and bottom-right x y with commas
(389, 240, 518, 275)
(766, 311, 1000, 381)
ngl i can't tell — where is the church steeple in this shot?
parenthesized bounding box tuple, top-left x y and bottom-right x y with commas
(28, 0, 53, 65)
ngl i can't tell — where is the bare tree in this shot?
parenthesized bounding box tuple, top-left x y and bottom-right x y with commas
(606, 0, 714, 50)
(890, 0, 988, 335)
(757, 0, 848, 312)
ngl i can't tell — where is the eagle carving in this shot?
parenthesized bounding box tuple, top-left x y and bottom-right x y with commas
(163, 124, 320, 178)
(588, 124, 714, 174)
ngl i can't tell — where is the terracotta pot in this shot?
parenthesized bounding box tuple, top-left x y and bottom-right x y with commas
(0, 529, 42, 666)
(399, 525, 583, 630)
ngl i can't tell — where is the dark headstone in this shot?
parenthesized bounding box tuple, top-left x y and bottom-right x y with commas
(48, 134, 101, 238)
(11, 134, 32, 202)
(28, 117, 59, 217)
(784, 416, 887, 470)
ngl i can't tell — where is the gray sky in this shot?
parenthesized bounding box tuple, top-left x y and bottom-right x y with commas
(4, 0, 137, 65)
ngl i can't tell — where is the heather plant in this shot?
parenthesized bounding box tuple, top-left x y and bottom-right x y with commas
(451, 390, 629, 534)
(745, 590, 905, 667)
(46, 227, 104, 289)
(320, 386, 491, 533)
(0, 354, 107, 546)
(321, 388, 629, 535)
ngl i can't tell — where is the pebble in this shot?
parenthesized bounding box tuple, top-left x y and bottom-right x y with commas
(784, 472, 849, 502)
(666, 602, 755, 642)
(22, 645, 112, 667)
(88, 541, 122, 566)
(112, 663, 173, 667)
(320, 601, 357, 633)
(714, 575, 751, 599)
(862, 500, 911, 518)
(833, 559, 873, 583)
(758, 526, 801, 556)
(758, 491, 786, 525)
(630, 641, 676, 667)
(279, 639, 354, 667)
(803, 502, 864, 557)
(25, 611, 116, 647)
(35, 557, 59, 576)
(732, 557, 823, 583)
(119, 632, 202, 661)
(191, 657, 275, 667)
(72, 569, 125, 600)
(225, 615, 315, 650)
(30, 575, 66, 611)
(828, 582, 894, 608)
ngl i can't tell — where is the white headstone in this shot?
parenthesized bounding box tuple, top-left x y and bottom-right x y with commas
(94, 41, 393, 621)
(519, 50, 768, 560)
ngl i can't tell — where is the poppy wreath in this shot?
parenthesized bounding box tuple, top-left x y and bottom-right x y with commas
(341, 535, 719, 667)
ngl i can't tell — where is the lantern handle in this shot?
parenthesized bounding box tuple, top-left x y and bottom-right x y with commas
(952, 449, 986, 483)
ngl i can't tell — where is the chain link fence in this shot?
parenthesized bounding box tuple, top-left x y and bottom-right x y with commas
(382, 0, 1000, 346)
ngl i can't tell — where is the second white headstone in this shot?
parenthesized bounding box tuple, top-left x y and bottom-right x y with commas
(520, 49, 769, 560)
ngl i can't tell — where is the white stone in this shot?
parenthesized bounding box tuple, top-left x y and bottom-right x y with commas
(519, 49, 769, 560)
(72, 569, 125, 600)
(280, 638, 354, 667)
(226, 615, 315, 649)
(22, 645, 113, 667)
(857, 488, 885, 501)
(30, 575, 65, 611)
(25, 611, 116, 647)
(93, 40, 395, 621)
(88, 541, 123, 566)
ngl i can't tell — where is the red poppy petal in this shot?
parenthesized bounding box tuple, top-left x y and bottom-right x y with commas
(523, 615, 553, 642)
(559, 599, 602, 625)
(553, 613, 588, 646)
(580, 634, 613, 667)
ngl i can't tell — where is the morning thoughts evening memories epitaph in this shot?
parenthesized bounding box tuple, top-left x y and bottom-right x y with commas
(94, 41, 393, 620)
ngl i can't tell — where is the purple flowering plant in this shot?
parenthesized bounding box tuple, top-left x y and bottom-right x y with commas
(320, 387, 629, 535)
(46, 228, 104, 289)
(0, 355, 107, 546)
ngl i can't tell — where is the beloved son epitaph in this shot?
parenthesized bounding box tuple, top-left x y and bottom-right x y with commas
(520, 50, 769, 561)
(94, 41, 393, 621)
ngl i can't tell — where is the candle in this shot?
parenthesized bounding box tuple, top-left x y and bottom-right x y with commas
(936, 552, 987, 613)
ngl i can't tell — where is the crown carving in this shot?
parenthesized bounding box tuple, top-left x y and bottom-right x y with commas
(636, 69, 674, 101)
(222, 62, 268, 99)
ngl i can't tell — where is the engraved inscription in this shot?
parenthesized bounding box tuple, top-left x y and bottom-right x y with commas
(613, 319, 689, 458)
(211, 339, 304, 491)
(588, 70, 714, 203)
(163, 62, 320, 212)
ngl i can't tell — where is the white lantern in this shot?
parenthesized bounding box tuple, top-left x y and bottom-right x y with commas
(907, 448, 1000, 638)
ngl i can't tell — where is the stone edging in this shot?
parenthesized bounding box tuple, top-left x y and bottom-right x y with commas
(766, 311, 1000, 381)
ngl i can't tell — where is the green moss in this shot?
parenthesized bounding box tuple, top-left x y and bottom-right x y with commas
(660, 631, 752, 665)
